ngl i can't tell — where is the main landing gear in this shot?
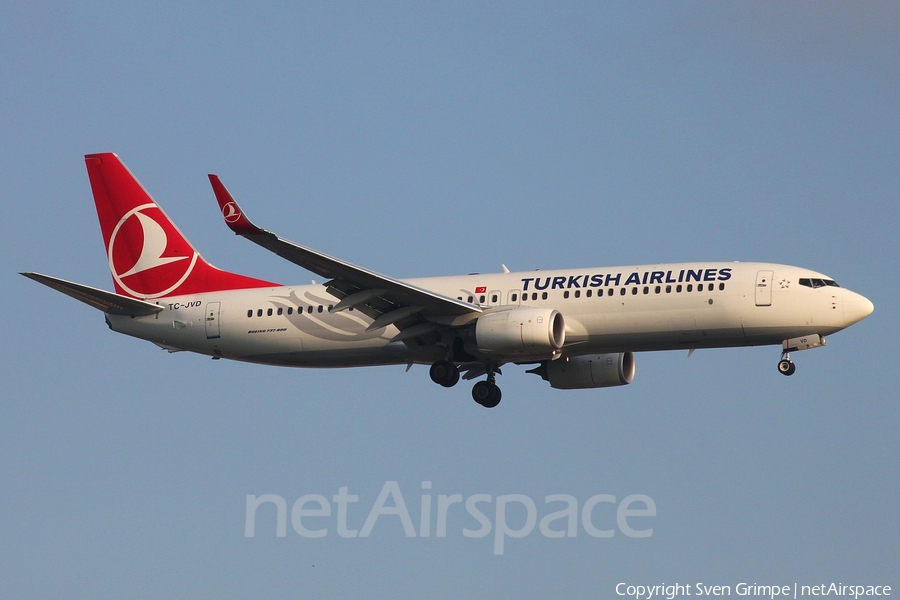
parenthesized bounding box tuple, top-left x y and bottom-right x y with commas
(471, 371, 502, 409)
(429, 360, 502, 408)
(429, 360, 460, 388)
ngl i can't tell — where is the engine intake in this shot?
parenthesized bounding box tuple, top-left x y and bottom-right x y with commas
(538, 352, 635, 389)
(475, 308, 565, 357)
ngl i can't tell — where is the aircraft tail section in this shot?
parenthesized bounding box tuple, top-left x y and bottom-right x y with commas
(85, 153, 277, 299)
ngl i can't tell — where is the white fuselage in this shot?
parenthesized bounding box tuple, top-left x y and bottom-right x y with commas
(107, 262, 873, 368)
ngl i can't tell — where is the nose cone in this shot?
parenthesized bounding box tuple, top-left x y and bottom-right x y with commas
(843, 291, 874, 326)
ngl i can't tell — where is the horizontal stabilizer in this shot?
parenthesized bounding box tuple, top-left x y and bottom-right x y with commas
(21, 272, 164, 317)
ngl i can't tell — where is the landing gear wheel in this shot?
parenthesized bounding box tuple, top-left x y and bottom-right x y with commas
(777, 359, 796, 376)
(430, 360, 459, 388)
(482, 385, 502, 408)
(472, 381, 492, 404)
(445, 366, 460, 387)
(472, 381, 502, 408)
(472, 363, 502, 407)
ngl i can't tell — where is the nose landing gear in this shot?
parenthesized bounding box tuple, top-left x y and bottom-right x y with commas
(777, 354, 796, 376)
(776, 335, 826, 376)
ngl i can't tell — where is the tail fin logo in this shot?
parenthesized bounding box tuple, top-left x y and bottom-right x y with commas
(108, 203, 199, 299)
(221, 201, 242, 224)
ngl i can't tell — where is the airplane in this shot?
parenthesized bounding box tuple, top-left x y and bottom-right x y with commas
(22, 153, 874, 408)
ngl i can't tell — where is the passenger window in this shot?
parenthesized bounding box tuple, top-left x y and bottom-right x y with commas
(468, 296, 474, 303)
(288, 307, 293, 315)
(676, 285, 682, 293)
(491, 294, 498, 303)
(655, 286, 661, 294)
(643, 286, 649, 295)
(575, 290, 581, 298)
(532, 293, 538, 301)
(632, 287, 638, 295)
(586, 290, 592, 298)
(479, 295, 485, 303)
(267, 308, 273, 316)
(317, 305, 323, 313)
(511, 293, 518, 302)
(257, 309, 263, 317)
(686, 284, 693, 292)
(277, 307, 283, 315)
(719, 283, 725, 291)
(666, 285, 671, 293)
(564, 291, 570, 299)
(620, 288, 626, 296)
(307, 306, 313, 314)
(542, 292, 548, 300)
(247, 310, 253, 318)
(608, 289, 614, 297)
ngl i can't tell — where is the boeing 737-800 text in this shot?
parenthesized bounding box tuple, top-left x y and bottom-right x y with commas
(23, 153, 874, 407)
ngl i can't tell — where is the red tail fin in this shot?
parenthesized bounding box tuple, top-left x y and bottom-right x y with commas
(85, 153, 277, 299)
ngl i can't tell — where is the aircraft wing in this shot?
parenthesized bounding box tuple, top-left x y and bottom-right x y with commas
(21, 272, 164, 317)
(208, 176, 481, 340)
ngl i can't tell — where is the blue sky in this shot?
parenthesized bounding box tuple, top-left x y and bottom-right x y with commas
(1, 2, 897, 598)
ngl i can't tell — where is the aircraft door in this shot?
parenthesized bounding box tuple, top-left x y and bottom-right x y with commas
(205, 301, 221, 339)
(755, 270, 773, 307)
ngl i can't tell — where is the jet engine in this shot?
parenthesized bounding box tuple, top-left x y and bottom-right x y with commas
(474, 308, 565, 357)
(531, 352, 635, 389)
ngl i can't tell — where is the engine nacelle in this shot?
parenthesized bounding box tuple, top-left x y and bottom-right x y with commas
(474, 308, 565, 357)
(543, 352, 635, 389)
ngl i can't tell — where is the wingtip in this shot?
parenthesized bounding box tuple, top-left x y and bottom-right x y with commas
(208, 174, 264, 235)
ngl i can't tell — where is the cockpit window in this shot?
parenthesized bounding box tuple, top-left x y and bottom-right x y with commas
(799, 278, 840, 289)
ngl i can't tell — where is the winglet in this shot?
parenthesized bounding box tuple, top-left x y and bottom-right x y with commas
(208, 174, 266, 236)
